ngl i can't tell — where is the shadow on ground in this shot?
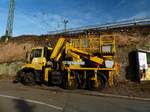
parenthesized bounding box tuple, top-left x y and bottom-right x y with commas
(13, 99, 35, 112)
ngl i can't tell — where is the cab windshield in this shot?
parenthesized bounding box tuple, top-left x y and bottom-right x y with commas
(30, 49, 42, 60)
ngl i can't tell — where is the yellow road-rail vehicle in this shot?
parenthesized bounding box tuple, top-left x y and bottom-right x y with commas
(14, 35, 116, 90)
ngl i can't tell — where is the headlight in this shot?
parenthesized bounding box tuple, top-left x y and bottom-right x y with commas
(105, 60, 114, 68)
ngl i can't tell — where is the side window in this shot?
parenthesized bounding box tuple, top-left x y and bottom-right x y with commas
(30, 49, 42, 61)
(44, 47, 51, 61)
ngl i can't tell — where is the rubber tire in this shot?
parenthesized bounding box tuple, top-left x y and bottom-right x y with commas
(22, 72, 35, 85)
(51, 71, 63, 85)
(97, 77, 105, 90)
(13, 70, 24, 83)
(98, 73, 108, 89)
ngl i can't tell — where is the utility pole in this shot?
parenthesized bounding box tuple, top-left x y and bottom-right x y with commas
(2, 0, 15, 42)
(63, 19, 68, 32)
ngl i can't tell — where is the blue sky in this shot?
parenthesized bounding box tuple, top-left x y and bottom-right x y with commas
(0, 0, 150, 36)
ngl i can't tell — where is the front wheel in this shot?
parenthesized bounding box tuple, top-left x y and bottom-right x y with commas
(22, 72, 35, 85)
(13, 70, 24, 83)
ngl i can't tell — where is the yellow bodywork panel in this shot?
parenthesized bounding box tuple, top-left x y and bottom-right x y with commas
(44, 68, 51, 81)
(22, 64, 35, 69)
(22, 57, 46, 70)
(23, 47, 47, 70)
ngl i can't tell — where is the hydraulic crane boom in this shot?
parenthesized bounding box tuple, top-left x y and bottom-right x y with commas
(49, 38, 104, 64)
(65, 42, 104, 64)
(50, 38, 65, 59)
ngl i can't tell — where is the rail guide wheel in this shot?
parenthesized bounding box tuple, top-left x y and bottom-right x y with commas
(88, 73, 107, 91)
(62, 71, 78, 89)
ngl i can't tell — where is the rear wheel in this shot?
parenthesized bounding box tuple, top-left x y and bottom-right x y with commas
(51, 71, 63, 85)
(98, 73, 108, 89)
(87, 79, 95, 90)
(22, 72, 35, 85)
(96, 76, 105, 90)
(87, 74, 106, 91)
